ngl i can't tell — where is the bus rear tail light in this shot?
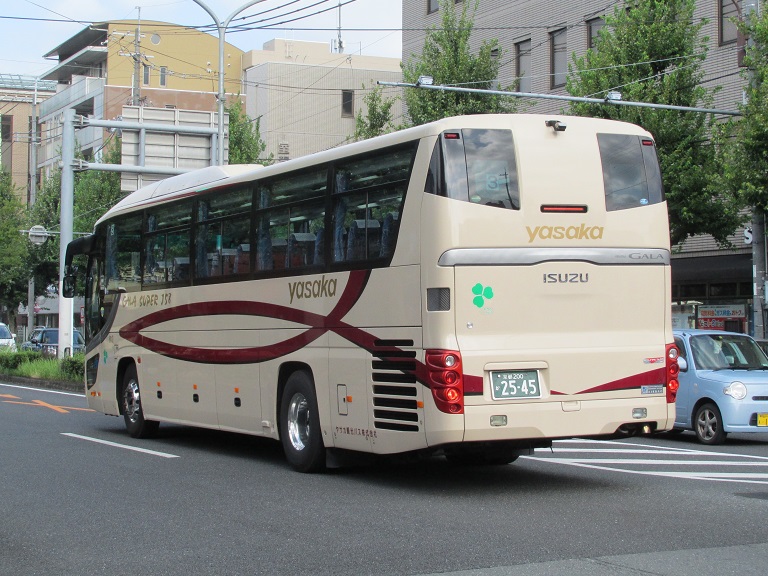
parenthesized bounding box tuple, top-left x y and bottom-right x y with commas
(666, 343, 680, 404)
(425, 350, 464, 414)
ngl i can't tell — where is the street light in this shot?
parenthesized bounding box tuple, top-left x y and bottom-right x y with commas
(191, 0, 267, 166)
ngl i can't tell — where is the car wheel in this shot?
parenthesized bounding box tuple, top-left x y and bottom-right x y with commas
(694, 402, 727, 445)
(279, 370, 325, 473)
(121, 364, 159, 439)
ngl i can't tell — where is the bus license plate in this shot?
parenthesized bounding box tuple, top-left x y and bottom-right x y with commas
(491, 371, 541, 400)
(758, 413, 768, 427)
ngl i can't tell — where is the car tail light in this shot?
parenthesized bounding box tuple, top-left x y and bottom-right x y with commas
(425, 350, 464, 414)
(666, 343, 679, 403)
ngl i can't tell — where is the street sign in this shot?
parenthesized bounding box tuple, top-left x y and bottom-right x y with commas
(28, 225, 48, 246)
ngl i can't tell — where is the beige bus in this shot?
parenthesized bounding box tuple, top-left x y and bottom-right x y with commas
(65, 114, 680, 472)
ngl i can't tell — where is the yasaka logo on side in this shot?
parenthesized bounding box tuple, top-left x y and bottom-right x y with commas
(526, 224, 604, 242)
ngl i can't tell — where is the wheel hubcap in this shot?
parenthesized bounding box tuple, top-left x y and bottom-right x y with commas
(696, 409, 717, 441)
(124, 380, 141, 423)
(287, 393, 310, 451)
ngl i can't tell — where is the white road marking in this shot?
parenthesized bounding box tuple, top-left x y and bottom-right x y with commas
(523, 438, 768, 485)
(62, 433, 179, 458)
(0, 382, 83, 397)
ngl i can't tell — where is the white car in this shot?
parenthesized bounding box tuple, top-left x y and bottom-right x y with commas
(0, 322, 17, 352)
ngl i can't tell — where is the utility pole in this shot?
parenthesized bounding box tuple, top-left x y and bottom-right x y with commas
(132, 26, 141, 106)
(27, 77, 39, 334)
(745, 0, 764, 337)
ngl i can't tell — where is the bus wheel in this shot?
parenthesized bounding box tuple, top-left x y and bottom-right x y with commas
(121, 364, 159, 439)
(279, 371, 325, 473)
(694, 403, 727, 445)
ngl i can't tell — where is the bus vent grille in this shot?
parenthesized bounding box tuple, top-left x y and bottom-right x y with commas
(372, 384, 420, 432)
(371, 346, 419, 432)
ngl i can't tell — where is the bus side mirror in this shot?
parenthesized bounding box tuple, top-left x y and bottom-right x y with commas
(677, 357, 688, 372)
(62, 275, 76, 298)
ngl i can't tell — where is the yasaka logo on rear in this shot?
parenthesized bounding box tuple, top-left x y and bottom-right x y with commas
(526, 224, 604, 242)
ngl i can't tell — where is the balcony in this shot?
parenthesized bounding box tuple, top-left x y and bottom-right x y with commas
(39, 76, 104, 121)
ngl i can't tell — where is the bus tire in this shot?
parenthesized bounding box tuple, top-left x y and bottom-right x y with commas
(694, 402, 727, 445)
(121, 364, 159, 439)
(279, 370, 325, 473)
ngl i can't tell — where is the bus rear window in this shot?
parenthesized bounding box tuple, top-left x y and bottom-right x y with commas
(428, 129, 520, 210)
(598, 133, 664, 211)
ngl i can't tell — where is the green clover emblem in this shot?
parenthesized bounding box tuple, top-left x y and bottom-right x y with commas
(472, 283, 494, 308)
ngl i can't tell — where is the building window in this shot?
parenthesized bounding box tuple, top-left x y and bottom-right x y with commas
(142, 64, 150, 85)
(159, 66, 167, 87)
(1, 115, 12, 173)
(550, 28, 567, 89)
(587, 17, 604, 49)
(342, 90, 354, 117)
(428, 0, 461, 13)
(720, 0, 740, 45)
(515, 39, 531, 93)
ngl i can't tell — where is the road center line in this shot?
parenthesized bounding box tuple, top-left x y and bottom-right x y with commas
(61, 433, 179, 458)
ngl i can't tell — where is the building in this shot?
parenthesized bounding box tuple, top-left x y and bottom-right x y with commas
(243, 39, 403, 161)
(37, 20, 245, 176)
(403, 0, 759, 333)
(0, 74, 55, 203)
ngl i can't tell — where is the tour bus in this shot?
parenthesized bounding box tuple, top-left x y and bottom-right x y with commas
(64, 114, 679, 472)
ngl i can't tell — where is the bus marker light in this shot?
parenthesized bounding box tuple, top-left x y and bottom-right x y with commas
(490, 415, 507, 427)
(346, 395, 353, 403)
(417, 401, 424, 408)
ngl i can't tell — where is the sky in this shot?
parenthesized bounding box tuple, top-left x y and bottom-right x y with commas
(0, 0, 403, 78)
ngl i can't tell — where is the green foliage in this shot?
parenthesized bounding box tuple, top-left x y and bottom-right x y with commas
(566, 0, 745, 246)
(722, 8, 768, 211)
(226, 98, 272, 165)
(0, 350, 82, 382)
(60, 353, 85, 382)
(0, 171, 30, 310)
(25, 166, 65, 294)
(0, 350, 38, 370)
(73, 138, 123, 235)
(401, 0, 516, 126)
(354, 84, 399, 141)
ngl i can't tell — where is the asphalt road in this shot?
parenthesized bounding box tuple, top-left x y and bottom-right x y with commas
(2, 380, 767, 576)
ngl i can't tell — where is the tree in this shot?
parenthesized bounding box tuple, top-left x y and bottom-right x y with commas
(401, 0, 516, 126)
(25, 167, 63, 296)
(566, 0, 744, 247)
(226, 98, 271, 165)
(721, 8, 768, 211)
(354, 84, 399, 141)
(0, 171, 29, 315)
(73, 138, 123, 235)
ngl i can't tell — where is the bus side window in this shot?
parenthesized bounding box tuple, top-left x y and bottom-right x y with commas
(332, 199, 347, 263)
(380, 213, 399, 258)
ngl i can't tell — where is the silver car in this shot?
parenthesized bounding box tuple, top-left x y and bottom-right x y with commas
(0, 323, 17, 352)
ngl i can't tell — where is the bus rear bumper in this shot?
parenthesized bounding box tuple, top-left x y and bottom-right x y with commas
(458, 397, 675, 443)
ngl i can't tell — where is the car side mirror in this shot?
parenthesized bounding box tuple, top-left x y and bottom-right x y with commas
(677, 357, 688, 372)
(62, 275, 75, 298)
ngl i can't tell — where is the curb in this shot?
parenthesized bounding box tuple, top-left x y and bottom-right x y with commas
(0, 374, 84, 394)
